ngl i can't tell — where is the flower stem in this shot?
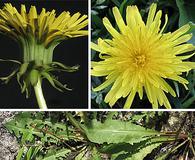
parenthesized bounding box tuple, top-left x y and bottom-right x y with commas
(34, 77, 47, 110)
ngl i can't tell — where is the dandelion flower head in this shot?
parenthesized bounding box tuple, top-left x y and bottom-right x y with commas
(0, 3, 88, 98)
(91, 3, 195, 109)
(0, 3, 88, 47)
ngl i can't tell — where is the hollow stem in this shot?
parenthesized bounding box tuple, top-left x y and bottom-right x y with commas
(34, 77, 47, 110)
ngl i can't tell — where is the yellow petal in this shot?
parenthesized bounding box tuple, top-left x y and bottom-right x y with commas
(146, 3, 157, 27)
(124, 90, 136, 109)
(112, 7, 126, 33)
(103, 17, 120, 38)
(20, 4, 27, 21)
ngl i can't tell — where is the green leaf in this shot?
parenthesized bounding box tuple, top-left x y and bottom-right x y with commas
(92, 14, 104, 28)
(83, 119, 159, 144)
(119, 0, 127, 15)
(43, 148, 71, 160)
(30, 146, 42, 159)
(176, 0, 195, 26)
(176, 0, 195, 44)
(131, 114, 146, 122)
(91, 147, 102, 160)
(110, 0, 120, 7)
(26, 146, 33, 160)
(103, 136, 173, 160)
(4, 112, 74, 145)
(188, 22, 195, 45)
(4, 112, 77, 160)
(5, 116, 43, 144)
(66, 113, 85, 134)
(101, 140, 161, 160)
(127, 142, 161, 160)
(16, 147, 24, 160)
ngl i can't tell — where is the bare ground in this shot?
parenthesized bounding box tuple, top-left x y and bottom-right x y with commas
(0, 112, 19, 160)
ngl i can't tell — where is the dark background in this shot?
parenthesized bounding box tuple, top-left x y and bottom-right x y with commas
(0, 0, 88, 109)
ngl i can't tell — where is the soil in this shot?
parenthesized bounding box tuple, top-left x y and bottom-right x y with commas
(0, 112, 19, 160)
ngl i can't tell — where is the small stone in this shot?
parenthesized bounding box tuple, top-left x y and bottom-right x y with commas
(0, 112, 19, 160)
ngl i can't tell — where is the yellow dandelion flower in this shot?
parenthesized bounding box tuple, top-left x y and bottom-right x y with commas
(91, 3, 195, 109)
(0, 3, 88, 47)
(0, 3, 88, 109)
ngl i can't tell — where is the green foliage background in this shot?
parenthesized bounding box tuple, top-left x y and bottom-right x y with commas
(91, 0, 195, 109)
(4, 112, 195, 159)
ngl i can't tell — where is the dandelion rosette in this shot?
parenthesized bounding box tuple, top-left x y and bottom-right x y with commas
(0, 3, 88, 108)
(91, 3, 195, 109)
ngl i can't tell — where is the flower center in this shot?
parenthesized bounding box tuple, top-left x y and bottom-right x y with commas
(134, 54, 146, 68)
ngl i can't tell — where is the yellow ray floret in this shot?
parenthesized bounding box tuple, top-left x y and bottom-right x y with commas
(91, 3, 195, 109)
(0, 3, 88, 47)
